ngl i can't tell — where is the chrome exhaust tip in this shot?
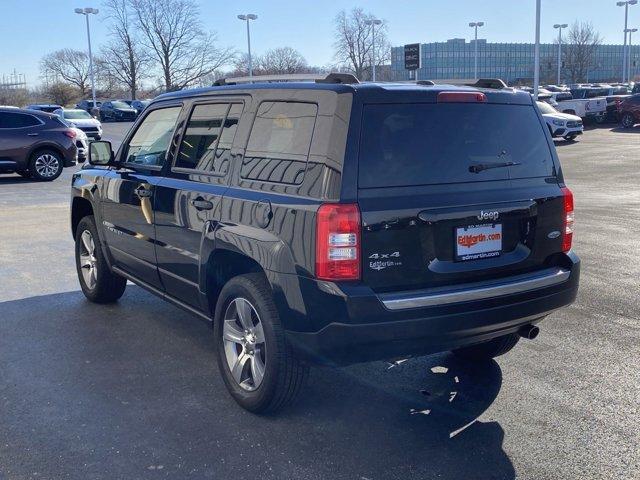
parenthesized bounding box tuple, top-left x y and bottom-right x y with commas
(519, 325, 540, 340)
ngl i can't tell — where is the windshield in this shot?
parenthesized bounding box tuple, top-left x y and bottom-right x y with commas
(537, 101, 557, 114)
(111, 101, 131, 109)
(64, 110, 93, 119)
(359, 103, 554, 188)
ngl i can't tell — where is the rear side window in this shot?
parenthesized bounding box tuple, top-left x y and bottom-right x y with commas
(359, 103, 554, 188)
(0, 112, 41, 128)
(241, 101, 317, 184)
(174, 102, 242, 175)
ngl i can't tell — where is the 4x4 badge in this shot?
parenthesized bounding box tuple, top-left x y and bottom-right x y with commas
(369, 252, 402, 271)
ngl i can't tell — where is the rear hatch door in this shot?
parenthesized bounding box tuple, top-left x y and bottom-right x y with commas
(357, 93, 566, 293)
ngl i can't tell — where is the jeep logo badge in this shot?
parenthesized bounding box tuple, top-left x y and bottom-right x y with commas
(477, 210, 499, 221)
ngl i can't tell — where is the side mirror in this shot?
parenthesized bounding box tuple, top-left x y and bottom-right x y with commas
(88, 141, 115, 166)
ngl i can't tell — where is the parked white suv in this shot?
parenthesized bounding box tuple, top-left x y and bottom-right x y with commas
(53, 108, 103, 140)
(537, 101, 583, 141)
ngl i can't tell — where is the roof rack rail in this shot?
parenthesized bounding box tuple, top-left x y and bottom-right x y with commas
(213, 72, 359, 86)
(416, 80, 435, 86)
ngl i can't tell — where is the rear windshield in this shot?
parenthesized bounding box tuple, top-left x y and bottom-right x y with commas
(358, 103, 554, 188)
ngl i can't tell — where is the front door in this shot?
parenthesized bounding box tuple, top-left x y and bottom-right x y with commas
(100, 105, 183, 288)
(154, 101, 244, 309)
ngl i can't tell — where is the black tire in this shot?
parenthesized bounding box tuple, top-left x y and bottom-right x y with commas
(74, 215, 127, 304)
(564, 134, 577, 141)
(621, 113, 635, 129)
(214, 273, 308, 413)
(29, 149, 63, 181)
(594, 115, 605, 125)
(452, 333, 520, 360)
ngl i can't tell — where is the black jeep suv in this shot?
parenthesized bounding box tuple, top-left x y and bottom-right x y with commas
(71, 74, 579, 413)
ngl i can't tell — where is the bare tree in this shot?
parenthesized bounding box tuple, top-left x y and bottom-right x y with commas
(40, 49, 91, 96)
(257, 47, 309, 74)
(333, 8, 390, 81)
(564, 22, 602, 83)
(101, 0, 149, 99)
(129, 0, 235, 91)
(43, 82, 79, 106)
(0, 88, 29, 108)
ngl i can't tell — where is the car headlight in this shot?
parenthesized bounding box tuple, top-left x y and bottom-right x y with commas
(552, 119, 565, 126)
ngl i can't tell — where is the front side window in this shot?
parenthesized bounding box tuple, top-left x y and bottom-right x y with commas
(174, 102, 243, 175)
(240, 101, 317, 184)
(124, 107, 181, 167)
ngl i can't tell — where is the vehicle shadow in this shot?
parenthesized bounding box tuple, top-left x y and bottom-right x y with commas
(0, 174, 40, 184)
(609, 126, 640, 133)
(0, 287, 515, 479)
(553, 138, 577, 147)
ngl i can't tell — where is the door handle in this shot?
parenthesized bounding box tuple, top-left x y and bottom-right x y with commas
(190, 198, 213, 211)
(134, 186, 153, 198)
(27, 133, 39, 136)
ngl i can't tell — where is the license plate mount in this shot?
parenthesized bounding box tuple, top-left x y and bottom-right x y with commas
(455, 223, 503, 261)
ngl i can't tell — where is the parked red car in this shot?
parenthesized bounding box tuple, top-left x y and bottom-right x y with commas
(618, 94, 640, 128)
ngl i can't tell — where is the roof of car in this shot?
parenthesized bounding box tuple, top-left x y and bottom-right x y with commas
(0, 107, 56, 117)
(156, 81, 532, 105)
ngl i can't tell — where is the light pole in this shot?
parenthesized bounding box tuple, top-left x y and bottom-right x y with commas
(553, 23, 568, 85)
(468, 21, 484, 79)
(618, 1, 638, 83)
(74, 7, 98, 108)
(237, 14, 258, 78)
(533, 0, 541, 99)
(626, 28, 638, 81)
(364, 18, 383, 82)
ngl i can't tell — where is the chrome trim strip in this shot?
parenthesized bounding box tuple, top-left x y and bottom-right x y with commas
(379, 267, 571, 310)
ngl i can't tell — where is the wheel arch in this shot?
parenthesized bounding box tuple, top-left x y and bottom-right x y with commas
(203, 248, 266, 317)
(71, 196, 95, 237)
(27, 143, 66, 164)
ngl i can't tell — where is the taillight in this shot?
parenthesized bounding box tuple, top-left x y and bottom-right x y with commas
(315, 203, 360, 281)
(437, 91, 487, 103)
(63, 129, 77, 139)
(561, 187, 574, 253)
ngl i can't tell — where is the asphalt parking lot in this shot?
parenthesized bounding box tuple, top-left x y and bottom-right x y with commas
(1, 123, 638, 480)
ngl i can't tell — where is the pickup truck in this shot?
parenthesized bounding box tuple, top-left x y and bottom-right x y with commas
(549, 91, 607, 123)
(571, 86, 630, 123)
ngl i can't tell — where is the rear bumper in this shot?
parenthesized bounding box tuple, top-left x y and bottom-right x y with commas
(281, 253, 580, 366)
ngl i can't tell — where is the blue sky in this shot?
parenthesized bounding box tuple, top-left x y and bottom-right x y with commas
(0, 0, 631, 86)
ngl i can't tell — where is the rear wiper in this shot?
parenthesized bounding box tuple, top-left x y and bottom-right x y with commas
(468, 161, 522, 173)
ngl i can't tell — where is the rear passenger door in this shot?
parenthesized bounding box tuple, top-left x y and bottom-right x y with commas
(154, 100, 245, 309)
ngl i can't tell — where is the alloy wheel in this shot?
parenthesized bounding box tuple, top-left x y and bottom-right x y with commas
(79, 230, 98, 290)
(222, 297, 267, 391)
(34, 153, 60, 178)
